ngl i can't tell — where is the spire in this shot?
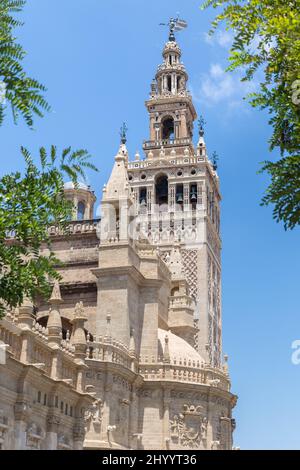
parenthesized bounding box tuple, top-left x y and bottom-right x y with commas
(102, 127, 130, 201)
(163, 334, 171, 363)
(105, 314, 112, 340)
(17, 297, 34, 329)
(71, 301, 88, 360)
(144, 20, 196, 158)
(47, 281, 63, 347)
(49, 280, 62, 303)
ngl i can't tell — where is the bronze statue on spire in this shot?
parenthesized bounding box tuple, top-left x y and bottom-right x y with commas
(160, 16, 187, 42)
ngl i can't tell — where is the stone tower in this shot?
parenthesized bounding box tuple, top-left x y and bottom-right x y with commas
(127, 32, 222, 367)
(0, 24, 236, 451)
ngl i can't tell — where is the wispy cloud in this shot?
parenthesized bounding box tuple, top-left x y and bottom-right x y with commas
(190, 63, 259, 113)
(204, 30, 233, 49)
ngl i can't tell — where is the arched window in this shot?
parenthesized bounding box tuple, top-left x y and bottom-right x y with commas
(139, 187, 147, 205)
(155, 174, 168, 207)
(171, 287, 179, 296)
(162, 117, 175, 140)
(77, 201, 85, 220)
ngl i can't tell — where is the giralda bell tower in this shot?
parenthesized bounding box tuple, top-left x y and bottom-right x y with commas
(128, 19, 222, 367)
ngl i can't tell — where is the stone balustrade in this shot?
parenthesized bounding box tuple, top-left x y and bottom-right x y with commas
(47, 219, 100, 238)
(128, 155, 206, 170)
(0, 312, 80, 387)
(139, 360, 230, 392)
(86, 337, 135, 371)
(169, 294, 194, 309)
(142, 137, 192, 150)
(85, 335, 230, 391)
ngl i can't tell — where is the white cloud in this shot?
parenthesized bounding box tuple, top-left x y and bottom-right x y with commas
(190, 63, 259, 113)
(204, 30, 233, 49)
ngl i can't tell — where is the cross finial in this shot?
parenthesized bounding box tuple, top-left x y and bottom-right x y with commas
(120, 122, 128, 144)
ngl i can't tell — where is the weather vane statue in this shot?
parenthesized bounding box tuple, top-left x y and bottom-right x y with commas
(120, 122, 128, 144)
(160, 15, 188, 42)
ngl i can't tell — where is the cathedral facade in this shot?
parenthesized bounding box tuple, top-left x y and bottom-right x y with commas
(0, 30, 237, 450)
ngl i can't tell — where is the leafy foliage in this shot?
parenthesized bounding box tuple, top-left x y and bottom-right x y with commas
(201, 0, 300, 229)
(0, 0, 50, 127)
(0, 146, 98, 316)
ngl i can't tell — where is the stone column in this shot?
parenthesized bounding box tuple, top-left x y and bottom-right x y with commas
(128, 384, 140, 449)
(45, 415, 60, 450)
(73, 419, 86, 450)
(47, 282, 63, 380)
(183, 183, 190, 211)
(14, 401, 31, 450)
(169, 183, 176, 212)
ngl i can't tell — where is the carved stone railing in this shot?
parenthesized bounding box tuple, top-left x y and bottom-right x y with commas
(138, 360, 230, 392)
(86, 337, 136, 372)
(85, 335, 230, 391)
(169, 294, 194, 309)
(143, 137, 192, 150)
(157, 63, 186, 73)
(128, 155, 206, 170)
(47, 219, 100, 238)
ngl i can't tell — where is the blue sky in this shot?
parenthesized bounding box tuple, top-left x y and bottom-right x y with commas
(1, 0, 300, 450)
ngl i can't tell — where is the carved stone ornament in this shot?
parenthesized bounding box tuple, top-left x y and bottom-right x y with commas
(170, 405, 208, 448)
(84, 399, 103, 424)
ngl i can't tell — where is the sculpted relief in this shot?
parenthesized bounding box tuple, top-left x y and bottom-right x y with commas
(169, 405, 207, 449)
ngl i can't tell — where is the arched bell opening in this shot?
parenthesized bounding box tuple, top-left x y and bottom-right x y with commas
(155, 174, 169, 208)
(161, 116, 175, 140)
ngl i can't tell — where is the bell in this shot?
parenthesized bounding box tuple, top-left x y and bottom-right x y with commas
(140, 199, 147, 207)
(176, 194, 183, 203)
(190, 192, 197, 202)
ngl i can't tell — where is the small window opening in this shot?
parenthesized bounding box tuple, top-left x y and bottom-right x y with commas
(77, 201, 85, 221)
(167, 75, 172, 92)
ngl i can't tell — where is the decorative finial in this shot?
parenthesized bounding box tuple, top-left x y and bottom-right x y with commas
(163, 334, 170, 363)
(120, 122, 128, 145)
(160, 16, 188, 42)
(49, 280, 62, 304)
(212, 151, 219, 171)
(198, 115, 206, 137)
